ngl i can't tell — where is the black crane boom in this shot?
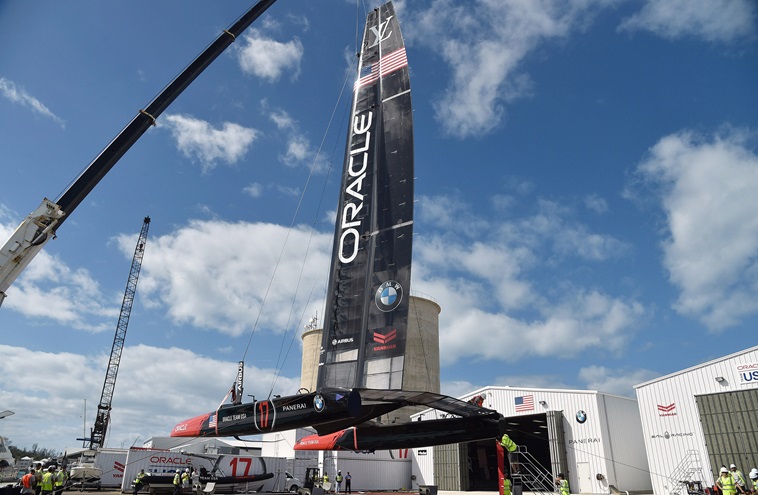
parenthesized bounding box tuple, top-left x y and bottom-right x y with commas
(90, 216, 151, 449)
(1, 0, 277, 307)
(57, 0, 277, 222)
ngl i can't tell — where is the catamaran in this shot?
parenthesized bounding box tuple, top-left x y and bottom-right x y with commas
(170, 1, 505, 451)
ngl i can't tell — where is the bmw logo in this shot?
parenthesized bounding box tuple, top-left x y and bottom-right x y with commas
(314, 395, 325, 413)
(375, 280, 403, 312)
(576, 410, 587, 423)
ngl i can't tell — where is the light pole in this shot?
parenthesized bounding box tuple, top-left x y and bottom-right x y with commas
(0, 410, 14, 420)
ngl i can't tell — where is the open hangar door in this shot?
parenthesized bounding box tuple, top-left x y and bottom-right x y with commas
(696, 388, 758, 477)
(465, 412, 556, 491)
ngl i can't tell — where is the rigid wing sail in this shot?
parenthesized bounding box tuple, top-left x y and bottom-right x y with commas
(171, 1, 505, 449)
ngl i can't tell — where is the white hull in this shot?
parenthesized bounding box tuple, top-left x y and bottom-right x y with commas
(69, 465, 103, 481)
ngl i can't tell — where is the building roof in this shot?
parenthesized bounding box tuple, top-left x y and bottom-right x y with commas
(634, 344, 758, 389)
(467, 384, 635, 402)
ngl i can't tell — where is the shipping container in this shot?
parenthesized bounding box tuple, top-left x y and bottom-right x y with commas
(120, 447, 287, 493)
(260, 428, 412, 491)
(95, 448, 128, 488)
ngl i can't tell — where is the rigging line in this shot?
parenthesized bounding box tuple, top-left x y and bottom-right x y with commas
(269, 280, 318, 396)
(240, 71, 349, 366)
(265, 69, 354, 396)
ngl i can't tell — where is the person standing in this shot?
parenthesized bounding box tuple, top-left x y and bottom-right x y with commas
(500, 433, 518, 474)
(40, 467, 55, 495)
(182, 468, 191, 490)
(191, 468, 200, 491)
(173, 469, 182, 495)
(555, 473, 569, 495)
(335, 471, 343, 494)
(133, 469, 148, 495)
(345, 472, 352, 494)
(21, 469, 36, 495)
(748, 469, 757, 494)
(34, 464, 43, 495)
(731, 464, 748, 494)
(53, 467, 65, 495)
(502, 473, 511, 495)
(718, 467, 737, 495)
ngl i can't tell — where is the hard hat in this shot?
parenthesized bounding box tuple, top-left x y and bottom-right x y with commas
(730, 464, 737, 469)
(176, 469, 181, 473)
(721, 467, 728, 473)
(749, 468, 758, 480)
(185, 468, 190, 472)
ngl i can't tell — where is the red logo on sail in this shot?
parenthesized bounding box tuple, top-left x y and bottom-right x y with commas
(373, 329, 397, 351)
(374, 329, 397, 344)
(657, 403, 676, 416)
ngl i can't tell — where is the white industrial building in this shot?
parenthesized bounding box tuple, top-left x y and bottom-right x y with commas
(635, 345, 758, 495)
(412, 386, 651, 494)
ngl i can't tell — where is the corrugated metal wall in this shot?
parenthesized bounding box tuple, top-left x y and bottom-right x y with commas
(696, 388, 758, 477)
(432, 443, 466, 490)
(546, 410, 568, 481)
(332, 455, 412, 491)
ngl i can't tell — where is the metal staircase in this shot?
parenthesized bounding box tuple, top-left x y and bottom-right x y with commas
(509, 446, 555, 495)
(666, 450, 705, 495)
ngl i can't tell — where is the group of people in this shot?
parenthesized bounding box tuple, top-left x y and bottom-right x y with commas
(323, 470, 352, 494)
(171, 467, 200, 495)
(20, 464, 67, 495)
(716, 464, 758, 495)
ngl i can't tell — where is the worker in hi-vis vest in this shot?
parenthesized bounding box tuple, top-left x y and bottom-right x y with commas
(500, 433, 518, 474)
(172, 470, 182, 495)
(718, 467, 737, 495)
(502, 474, 512, 495)
(555, 473, 570, 495)
(40, 467, 55, 495)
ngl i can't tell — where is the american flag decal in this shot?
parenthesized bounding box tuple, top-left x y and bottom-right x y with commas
(515, 395, 534, 412)
(354, 48, 408, 90)
(208, 414, 217, 427)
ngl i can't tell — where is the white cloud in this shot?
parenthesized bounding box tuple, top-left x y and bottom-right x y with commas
(0, 77, 65, 127)
(409, 0, 610, 138)
(0, 343, 300, 453)
(434, 292, 644, 366)
(268, 109, 329, 171)
(244, 182, 264, 198)
(270, 110, 296, 130)
(236, 30, 303, 82)
(161, 114, 258, 172)
(578, 365, 658, 397)
(618, 0, 757, 43)
(584, 194, 609, 213)
(0, 220, 116, 330)
(122, 219, 331, 336)
(635, 128, 758, 330)
(414, 193, 644, 365)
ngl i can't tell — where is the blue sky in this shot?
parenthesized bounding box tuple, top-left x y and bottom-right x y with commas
(1, 0, 756, 454)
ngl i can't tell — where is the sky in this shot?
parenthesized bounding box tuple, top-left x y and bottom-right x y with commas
(0, 0, 757, 455)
